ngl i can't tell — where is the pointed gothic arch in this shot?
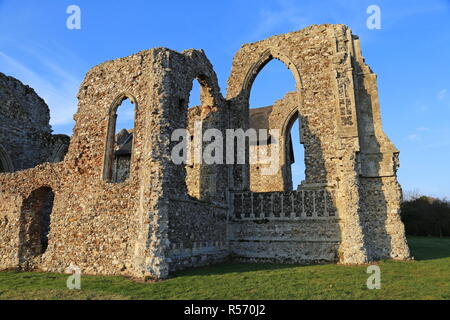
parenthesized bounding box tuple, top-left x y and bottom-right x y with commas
(237, 48, 304, 190)
(242, 48, 303, 107)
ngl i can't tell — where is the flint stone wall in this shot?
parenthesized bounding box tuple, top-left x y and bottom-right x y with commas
(225, 24, 410, 264)
(0, 72, 70, 172)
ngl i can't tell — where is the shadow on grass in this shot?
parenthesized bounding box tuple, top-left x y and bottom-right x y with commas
(173, 237, 450, 278)
(173, 262, 304, 278)
(407, 236, 450, 261)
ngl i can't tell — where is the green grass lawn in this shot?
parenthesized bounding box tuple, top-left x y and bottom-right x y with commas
(1, 237, 449, 300)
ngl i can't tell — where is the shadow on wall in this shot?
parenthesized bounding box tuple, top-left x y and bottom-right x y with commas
(354, 58, 392, 261)
(0, 144, 14, 172)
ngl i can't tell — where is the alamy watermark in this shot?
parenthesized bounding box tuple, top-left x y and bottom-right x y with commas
(367, 5, 381, 30)
(366, 265, 381, 289)
(66, 263, 81, 290)
(66, 5, 81, 30)
(171, 121, 280, 176)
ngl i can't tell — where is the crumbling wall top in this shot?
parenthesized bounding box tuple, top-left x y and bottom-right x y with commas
(0, 72, 51, 134)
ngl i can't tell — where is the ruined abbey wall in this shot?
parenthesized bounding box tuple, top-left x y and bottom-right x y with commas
(351, 40, 411, 260)
(0, 24, 410, 279)
(226, 24, 410, 264)
(0, 47, 230, 279)
(0, 73, 69, 172)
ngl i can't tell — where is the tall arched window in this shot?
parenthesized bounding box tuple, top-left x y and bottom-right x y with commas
(248, 58, 305, 191)
(103, 95, 136, 183)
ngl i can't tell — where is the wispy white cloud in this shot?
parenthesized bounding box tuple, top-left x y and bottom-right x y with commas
(422, 139, 450, 149)
(417, 103, 430, 112)
(407, 133, 421, 142)
(437, 88, 448, 100)
(378, 0, 450, 28)
(251, 0, 310, 40)
(407, 126, 432, 141)
(250, 0, 450, 42)
(0, 48, 81, 128)
(406, 126, 450, 150)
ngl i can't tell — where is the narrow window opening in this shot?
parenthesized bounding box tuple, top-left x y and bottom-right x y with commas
(287, 117, 305, 190)
(104, 97, 136, 183)
(188, 80, 201, 108)
(185, 77, 216, 200)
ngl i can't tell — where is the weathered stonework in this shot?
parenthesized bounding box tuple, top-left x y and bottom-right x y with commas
(0, 24, 410, 279)
(0, 72, 70, 172)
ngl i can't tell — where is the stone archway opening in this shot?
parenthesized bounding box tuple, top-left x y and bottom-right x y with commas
(247, 57, 303, 192)
(184, 76, 218, 201)
(18, 187, 55, 270)
(249, 58, 297, 110)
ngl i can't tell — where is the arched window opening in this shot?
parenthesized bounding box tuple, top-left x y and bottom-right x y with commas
(249, 58, 296, 110)
(185, 77, 217, 200)
(188, 79, 201, 108)
(286, 116, 305, 190)
(248, 58, 302, 192)
(18, 187, 55, 269)
(185, 79, 204, 200)
(104, 97, 136, 183)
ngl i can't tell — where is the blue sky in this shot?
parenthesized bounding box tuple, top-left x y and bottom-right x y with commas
(0, 0, 449, 197)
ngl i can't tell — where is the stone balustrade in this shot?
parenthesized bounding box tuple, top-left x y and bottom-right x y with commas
(232, 189, 337, 220)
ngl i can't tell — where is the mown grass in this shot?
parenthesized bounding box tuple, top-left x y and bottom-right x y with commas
(0, 237, 449, 300)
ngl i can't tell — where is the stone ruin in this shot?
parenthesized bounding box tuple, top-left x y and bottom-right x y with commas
(0, 24, 410, 279)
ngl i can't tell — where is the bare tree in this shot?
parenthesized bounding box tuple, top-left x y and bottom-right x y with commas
(403, 189, 421, 202)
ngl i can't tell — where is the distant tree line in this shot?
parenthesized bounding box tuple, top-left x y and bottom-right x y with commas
(401, 193, 450, 238)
